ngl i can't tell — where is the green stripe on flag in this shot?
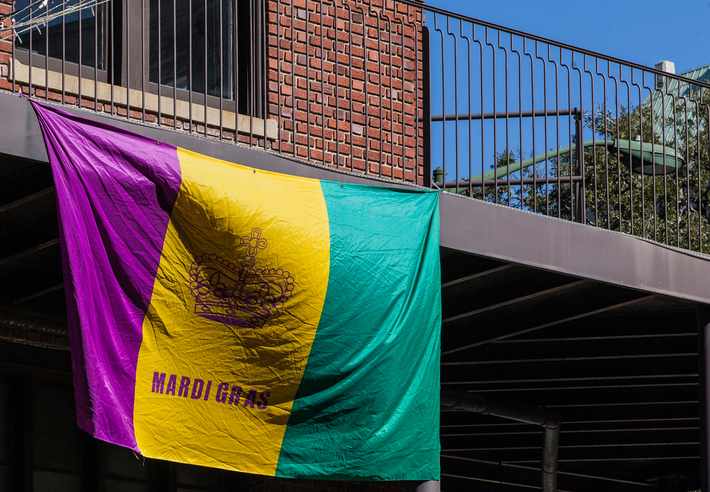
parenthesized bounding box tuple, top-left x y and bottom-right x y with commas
(275, 181, 441, 480)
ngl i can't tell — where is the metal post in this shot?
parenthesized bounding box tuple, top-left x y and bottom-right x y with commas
(698, 304, 710, 492)
(542, 426, 559, 491)
(422, 26, 432, 188)
(574, 108, 585, 224)
(410, 481, 440, 492)
(441, 390, 560, 492)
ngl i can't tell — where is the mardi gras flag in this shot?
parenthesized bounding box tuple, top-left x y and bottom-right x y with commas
(31, 100, 441, 480)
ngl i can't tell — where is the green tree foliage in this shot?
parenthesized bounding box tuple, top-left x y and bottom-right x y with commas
(459, 89, 710, 254)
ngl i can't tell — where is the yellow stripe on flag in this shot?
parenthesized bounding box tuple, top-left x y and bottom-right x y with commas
(133, 149, 331, 474)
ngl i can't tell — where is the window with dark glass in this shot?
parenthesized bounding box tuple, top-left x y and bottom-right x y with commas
(148, 0, 264, 117)
(13, 0, 106, 71)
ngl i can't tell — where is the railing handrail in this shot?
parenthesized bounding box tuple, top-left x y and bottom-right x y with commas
(397, 0, 710, 92)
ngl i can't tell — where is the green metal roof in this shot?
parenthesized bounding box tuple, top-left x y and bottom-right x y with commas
(646, 63, 710, 142)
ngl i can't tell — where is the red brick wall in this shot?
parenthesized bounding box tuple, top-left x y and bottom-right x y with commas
(266, 0, 425, 183)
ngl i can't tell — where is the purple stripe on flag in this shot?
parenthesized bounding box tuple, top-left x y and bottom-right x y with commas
(30, 101, 181, 452)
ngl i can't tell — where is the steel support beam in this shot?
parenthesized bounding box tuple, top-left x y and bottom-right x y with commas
(698, 304, 710, 492)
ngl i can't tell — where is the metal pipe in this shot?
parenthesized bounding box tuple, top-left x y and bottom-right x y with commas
(542, 426, 560, 491)
(0, 308, 67, 336)
(441, 390, 560, 492)
(410, 480, 440, 492)
(424, 109, 580, 123)
(439, 176, 583, 189)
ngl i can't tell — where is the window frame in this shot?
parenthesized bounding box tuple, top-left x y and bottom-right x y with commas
(12, 0, 113, 85)
(134, 0, 266, 119)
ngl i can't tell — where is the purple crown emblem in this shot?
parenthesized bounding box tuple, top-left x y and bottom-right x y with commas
(189, 228, 295, 328)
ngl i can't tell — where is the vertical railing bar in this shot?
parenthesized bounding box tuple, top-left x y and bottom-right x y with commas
(450, 18, 458, 192)
(661, 89, 668, 243)
(581, 54, 593, 223)
(101, 0, 106, 113)
(366, 2, 383, 177)
(359, 0, 370, 174)
(675, 86, 685, 248)
(559, 47, 567, 218)
(500, 31, 509, 206)
(388, 15, 396, 181)
(475, 24, 484, 198)
(172, 0, 177, 130)
(598, 60, 608, 226)
(156, 0, 161, 124)
(60, 0, 66, 104)
(125, 0, 133, 120)
(44, 1, 48, 101)
(395, 12, 405, 181)
(673, 91, 680, 247)
(536, 41, 548, 215)
(621, 67, 632, 233)
(141, 0, 145, 121)
(700, 91, 709, 252)
(238, 0, 243, 142)
(569, 51, 577, 220)
(586, 56, 597, 227)
(610, 62, 621, 231)
(552, 44, 569, 217)
(462, 22, 472, 195)
(203, 0, 207, 137)
(304, 0, 309, 161)
(572, 52, 584, 223)
(277, 0, 282, 154)
(693, 93, 700, 251)
(525, 37, 533, 211)
(332, 0, 338, 168)
(252, 0, 258, 141)
(434, 14, 444, 188)
(685, 96, 692, 249)
(80, 0, 84, 108)
(411, 6, 420, 184)
(346, 2, 353, 171)
(649, 74, 658, 241)
(261, 0, 267, 148)
(423, 15, 433, 187)
(11, 5, 16, 95)
(564, 51, 572, 220)
(109, 0, 113, 113)
(11, 8, 15, 94)
(28, 4, 32, 98)
(219, 0, 223, 140)
(62, 1, 67, 103)
(486, 27, 496, 203)
(320, 0, 325, 166)
(188, 0, 192, 133)
(633, 71, 644, 238)
(517, 38, 525, 209)
(376, 7, 383, 177)
(700, 92, 708, 252)
(651, 79, 658, 242)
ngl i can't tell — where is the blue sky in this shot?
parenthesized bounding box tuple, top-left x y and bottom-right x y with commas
(425, 0, 710, 75)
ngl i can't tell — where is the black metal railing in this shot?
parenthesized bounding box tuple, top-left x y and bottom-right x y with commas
(421, 3, 710, 254)
(5, 0, 710, 254)
(3, 0, 426, 184)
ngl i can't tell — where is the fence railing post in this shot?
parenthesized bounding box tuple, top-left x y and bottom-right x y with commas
(574, 108, 585, 224)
